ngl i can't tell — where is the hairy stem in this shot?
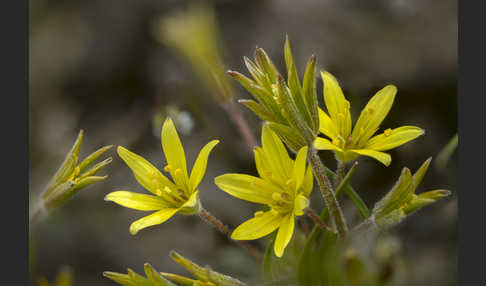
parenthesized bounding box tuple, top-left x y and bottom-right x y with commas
(334, 160, 346, 188)
(198, 207, 262, 260)
(307, 146, 348, 238)
(221, 100, 258, 149)
(304, 208, 334, 234)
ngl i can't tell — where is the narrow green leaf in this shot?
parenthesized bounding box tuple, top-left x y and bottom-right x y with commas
(262, 240, 275, 283)
(255, 48, 279, 83)
(267, 122, 306, 152)
(302, 55, 319, 133)
(78, 145, 113, 173)
(144, 263, 177, 286)
(239, 99, 275, 122)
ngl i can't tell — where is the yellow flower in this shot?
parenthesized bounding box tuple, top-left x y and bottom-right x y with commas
(215, 125, 314, 257)
(314, 71, 425, 166)
(105, 118, 219, 235)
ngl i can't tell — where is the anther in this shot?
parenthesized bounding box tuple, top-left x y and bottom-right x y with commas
(254, 211, 264, 217)
(163, 165, 172, 173)
(384, 128, 392, 137)
(344, 100, 350, 109)
(332, 138, 340, 146)
(155, 188, 163, 196)
(163, 186, 172, 194)
(286, 179, 295, 186)
(272, 192, 282, 201)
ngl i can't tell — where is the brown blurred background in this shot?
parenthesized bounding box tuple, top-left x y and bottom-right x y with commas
(29, 0, 457, 285)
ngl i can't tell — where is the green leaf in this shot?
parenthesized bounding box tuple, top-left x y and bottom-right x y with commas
(262, 240, 275, 283)
(302, 54, 319, 133)
(254, 48, 279, 83)
(372, 168, 413, 219)
(267, 122, 307, 152)
(144, 263, 177, 286)
(78, 145, 113, 173)
(239, 99, 275, 122)
(435, 133, 458, 170)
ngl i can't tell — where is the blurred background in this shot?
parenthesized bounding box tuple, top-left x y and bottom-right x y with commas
(29, 0, 457, 285)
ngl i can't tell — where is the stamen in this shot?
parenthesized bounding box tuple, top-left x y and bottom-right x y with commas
(332, 138, 340, 146)
(344, 100, 350, 109)
(254, 211, 264, 217)
(281, 192, 289, 200)
(272, 192, 282, 201)
(163, 165, 172, 173)
(384, 128, 392, 137)
(155, 188, 163, 196)
(270, 209, 279, 216)
(163, 186, 172, 194)
(285, 179, 295, 188)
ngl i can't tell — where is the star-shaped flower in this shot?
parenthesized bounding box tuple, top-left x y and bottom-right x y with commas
(105, 118, 219, 234)
(314, 71, 424, 166)
(215, 125, 313, 257)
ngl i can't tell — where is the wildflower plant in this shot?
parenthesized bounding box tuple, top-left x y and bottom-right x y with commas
(30, 35, 453, 286)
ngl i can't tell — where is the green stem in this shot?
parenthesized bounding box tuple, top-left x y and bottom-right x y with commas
(324, 166, 371, 219)
(334, 160, 346, 188)
(307, 146, 348, 238)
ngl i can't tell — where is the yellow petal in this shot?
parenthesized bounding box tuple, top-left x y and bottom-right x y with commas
(274, 214, 295, 257)
(321, 71, 352, 138)
(254, 147, 272, 181)
(314, 137, 343, 152)
(261, 125, 293, 182)
(129, 208, 179, 235)
(318, 107, 338, 140)
(301, 165, 314, 197)
(105, 191, 170, 210)
(351, 85, 397, 147)
(189, 140, 219, 191)
(117, 146, 177, 195)
(292, 146, 308, 191)
(366, 126, 425, 151)
(293, 194, 309, 216)
(161, 118, 190, 190)
(349, 149, 391, 166)
(231, 210, 283, 240)
(214, 174, 280, 204)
